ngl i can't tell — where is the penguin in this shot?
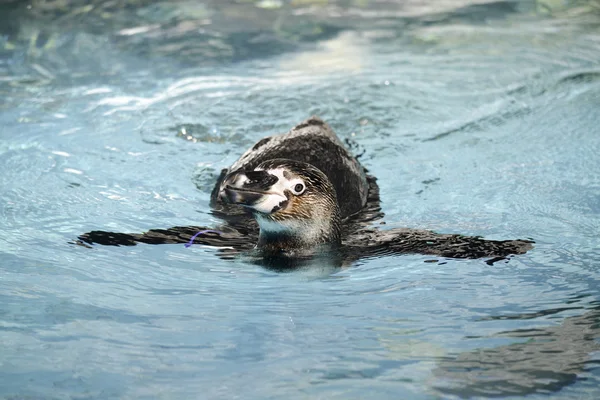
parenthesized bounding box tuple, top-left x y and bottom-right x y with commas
(77, 117, 533, 268)
(218, 159, 343, 256)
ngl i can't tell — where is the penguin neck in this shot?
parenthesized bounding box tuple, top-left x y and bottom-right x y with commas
(254, 213, 341, 255)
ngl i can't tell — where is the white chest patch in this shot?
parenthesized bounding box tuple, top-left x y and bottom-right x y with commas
(256, 214, 328, 244)
(256, 215, 298, 233)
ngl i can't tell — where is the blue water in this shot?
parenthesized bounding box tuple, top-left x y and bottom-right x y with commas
(1, 0, 600, 398)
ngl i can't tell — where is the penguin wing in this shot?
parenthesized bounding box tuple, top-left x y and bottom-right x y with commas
(76, 224, 257, 252)
(342, 227, 533, 265)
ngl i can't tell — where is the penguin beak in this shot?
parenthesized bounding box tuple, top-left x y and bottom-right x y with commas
(219, 170, 288, 214)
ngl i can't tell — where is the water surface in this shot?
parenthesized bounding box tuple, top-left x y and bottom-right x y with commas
(1, 0, 600, 398)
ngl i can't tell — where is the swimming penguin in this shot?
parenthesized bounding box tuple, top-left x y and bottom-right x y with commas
(78, 117, 533, 267)
(218, 158, 343, 256)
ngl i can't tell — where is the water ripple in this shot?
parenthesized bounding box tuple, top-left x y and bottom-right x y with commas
(1, 1, 600, 399)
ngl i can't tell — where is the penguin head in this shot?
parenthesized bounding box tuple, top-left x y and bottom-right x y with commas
(219, 159, 341, 248)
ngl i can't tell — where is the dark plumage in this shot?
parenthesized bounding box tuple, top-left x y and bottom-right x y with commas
(210, 116, 368, 218)
(77, 117, 533, 269)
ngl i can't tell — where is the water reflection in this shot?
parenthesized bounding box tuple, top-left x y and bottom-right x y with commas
(434, 302, 600, 397)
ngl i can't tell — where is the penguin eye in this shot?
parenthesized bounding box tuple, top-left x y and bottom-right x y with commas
(292, 182, 305, 195)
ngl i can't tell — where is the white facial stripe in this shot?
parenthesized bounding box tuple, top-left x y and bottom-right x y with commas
(259, 168, 304, 196)
(228, 173, 248, 187)
(252, 193, 287, 214)
(243, 167, 305, 214)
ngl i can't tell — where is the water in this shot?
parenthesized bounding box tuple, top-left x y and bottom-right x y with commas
(1, 0, 599, 398)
